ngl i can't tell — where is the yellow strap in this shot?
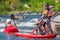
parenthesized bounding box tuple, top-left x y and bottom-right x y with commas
(43, 10, 48, 15)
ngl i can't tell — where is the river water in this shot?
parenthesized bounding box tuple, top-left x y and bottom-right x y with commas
(0, 14, 60, 40)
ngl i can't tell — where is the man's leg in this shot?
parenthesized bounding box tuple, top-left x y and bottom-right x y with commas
(47, 20, 53, 33)
(38, 24, 43, 33)
(43, 22, 46, 32)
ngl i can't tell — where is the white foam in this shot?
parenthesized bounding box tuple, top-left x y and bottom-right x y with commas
(18, 29, 32, 32)
(0, 23, 5, 27)
(17, 18, 38, 27)
(0, 18, 38, 27)
(16, 32, 28, 34)
(0, 29, 4, 32)
(57, 35, 60, 37)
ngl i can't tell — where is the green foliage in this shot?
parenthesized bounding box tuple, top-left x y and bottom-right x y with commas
(0, 0, 60, 15)
(0, 4, 5, 11)
(55, 1, 60, 11)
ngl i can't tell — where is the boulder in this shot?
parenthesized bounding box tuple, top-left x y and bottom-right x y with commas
(51, 15, 60, 34)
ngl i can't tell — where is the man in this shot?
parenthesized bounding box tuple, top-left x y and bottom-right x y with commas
(4, 19, 18, 34)
(10, 14, 16, 27)
(42, 3, 55, 33)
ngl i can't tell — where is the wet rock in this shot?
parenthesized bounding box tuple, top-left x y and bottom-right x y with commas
(51, 15, 60, 35)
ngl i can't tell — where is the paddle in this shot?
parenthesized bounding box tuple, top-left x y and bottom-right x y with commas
(10, 14, 17, 28)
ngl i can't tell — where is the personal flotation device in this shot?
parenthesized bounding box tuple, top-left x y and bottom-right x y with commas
(4, 24, 18, 34)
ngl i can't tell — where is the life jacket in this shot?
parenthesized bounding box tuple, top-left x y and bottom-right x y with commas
(4, 24, 18, 34)
(43, 10, 48, 15)
(43, 10, 48, 18)
(43, 9, 54, 19)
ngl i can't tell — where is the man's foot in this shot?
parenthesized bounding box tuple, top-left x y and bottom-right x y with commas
(40, 32, 46, 35)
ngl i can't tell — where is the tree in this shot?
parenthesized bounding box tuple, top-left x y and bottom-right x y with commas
(8, 0, 18, 11)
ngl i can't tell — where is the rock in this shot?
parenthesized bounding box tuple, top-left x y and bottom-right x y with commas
(51, 15, 60, 34)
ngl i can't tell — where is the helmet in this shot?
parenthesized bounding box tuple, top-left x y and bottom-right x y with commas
(7, 19, 11, 23)
(45, 3, 49, 6)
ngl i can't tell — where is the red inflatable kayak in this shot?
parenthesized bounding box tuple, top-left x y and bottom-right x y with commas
(14, 33, 56, 38)
(3, 26, 56, 38)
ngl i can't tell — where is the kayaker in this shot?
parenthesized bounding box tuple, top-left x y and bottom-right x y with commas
(4, 19, 18, 34)
(10, 14, 16, 27)
(41, 3, 55, 33)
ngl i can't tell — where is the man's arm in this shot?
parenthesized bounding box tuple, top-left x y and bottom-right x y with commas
(41, 11, 45, 18)
(48, 10, 55, 17)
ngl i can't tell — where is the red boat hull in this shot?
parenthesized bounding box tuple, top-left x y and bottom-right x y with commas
(3, 26, 56, 38)
(14, 33, 56, 38)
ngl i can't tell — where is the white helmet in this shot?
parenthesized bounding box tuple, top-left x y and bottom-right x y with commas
(7, 19, 11, 23)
